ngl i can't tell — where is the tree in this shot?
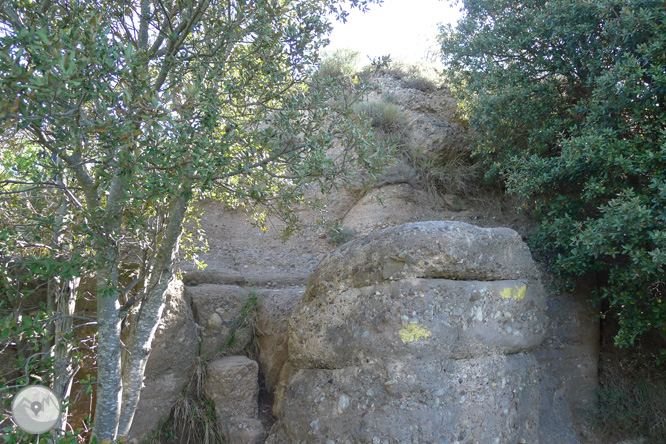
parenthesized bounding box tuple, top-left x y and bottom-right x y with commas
(0, 0, 383, 440)
(440, 0, 666, 349)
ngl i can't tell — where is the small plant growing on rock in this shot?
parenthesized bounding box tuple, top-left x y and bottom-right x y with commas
(355, 100, 408, 135)
(327, 224, 357, 246)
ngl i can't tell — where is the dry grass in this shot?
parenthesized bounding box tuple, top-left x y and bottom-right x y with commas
(327, 224, 357, 246)
(399, 146, 481, 198)
(354, 100, 409, 136)
(593, 324, 666, 444)
(168, 363, 224, 444)
(373, 60, 444, 92)
(593, 369, 666, 443)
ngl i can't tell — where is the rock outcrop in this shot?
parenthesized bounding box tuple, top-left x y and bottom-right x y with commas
(267, 221, 549, 443)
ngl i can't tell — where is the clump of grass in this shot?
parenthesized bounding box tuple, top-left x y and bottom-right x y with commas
(402, 74, 438, 92)
(381, 91, 397, 103)
(375, 60, 443, 92)
(378, 161, 418, 187)
(593, 377, 666, 443)
(327, 224, 357, 246)
(403, 146, 480, 197)
(355, 100, 408, 136)
(591, 355, 666, 444)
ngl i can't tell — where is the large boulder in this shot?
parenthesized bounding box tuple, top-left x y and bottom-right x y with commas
(267, 221, 548, 443)
(257, 287, 305, 394)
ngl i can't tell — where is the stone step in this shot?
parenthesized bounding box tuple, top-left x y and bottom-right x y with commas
(183, 269, 310, 288)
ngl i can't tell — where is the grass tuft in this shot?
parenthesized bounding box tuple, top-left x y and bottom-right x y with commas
(592, 362, 666, 443)
(327, 224, 357, 246)
(402, 146, 480, 197)
(354, 100, 409, 136)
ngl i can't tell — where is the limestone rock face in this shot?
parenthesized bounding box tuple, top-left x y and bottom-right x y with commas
(130, 280, 198, 440)
(267, 221, 548, 444)
(204, 356, 265, 444)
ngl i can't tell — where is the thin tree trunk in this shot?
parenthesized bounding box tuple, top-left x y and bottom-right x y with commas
(94, 257, 123, 440)
(117, 188, 191, 437)
(48, 177, 80, 437)
(53, 277, 80, 436)
(92, 172, 127, 441)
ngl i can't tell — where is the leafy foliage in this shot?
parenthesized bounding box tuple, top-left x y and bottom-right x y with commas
(440, 0, 666, 346)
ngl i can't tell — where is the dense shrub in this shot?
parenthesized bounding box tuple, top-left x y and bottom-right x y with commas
(440, 0, 666, 347)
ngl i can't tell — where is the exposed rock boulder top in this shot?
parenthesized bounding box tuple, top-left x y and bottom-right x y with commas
(305, 220, 540, 299)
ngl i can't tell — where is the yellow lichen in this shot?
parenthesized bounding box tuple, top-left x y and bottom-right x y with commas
(399, 322, 432, 343)
(500, 285, 527, 301)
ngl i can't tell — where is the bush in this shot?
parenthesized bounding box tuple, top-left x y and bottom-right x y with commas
(593, 372, 666, 442)
(441, 0, 666, 347)
(327, 224, 357, 246)
(375, 60, 442, 92)
(317, 49, 360, 79)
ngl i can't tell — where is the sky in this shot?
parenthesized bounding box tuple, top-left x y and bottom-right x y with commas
(326, 0, 463, 65)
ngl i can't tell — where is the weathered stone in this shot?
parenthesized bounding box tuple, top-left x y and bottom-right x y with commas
(203, 356, 264, 444)
(227, 418, 266, 444)
(341, 184, 435, 236)
(289, 278, 547, 369)
(305, 221, 539, 301)
(267, 221, 548, 443)
(257, 288, 305, 394)
(270, 354, 540, 444)
(535, 286, 600, 443)
(187, 284, 253, 356)
(130, 279, 197, 440)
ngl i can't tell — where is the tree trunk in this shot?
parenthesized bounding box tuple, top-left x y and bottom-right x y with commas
(117, 189, 190, 437)
(47, 185, 81, 437)
(94, 258, 123, 441)
(53, 277, 80, 436)
(92, 173, 126, 441)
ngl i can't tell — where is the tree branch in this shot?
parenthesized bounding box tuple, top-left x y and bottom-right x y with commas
(153, 0, 211, 91)
(138, 0, 151, 51)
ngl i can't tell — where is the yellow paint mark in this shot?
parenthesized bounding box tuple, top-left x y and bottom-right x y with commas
(399, 322, 432, 344)
(500, 285, 527, 301)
